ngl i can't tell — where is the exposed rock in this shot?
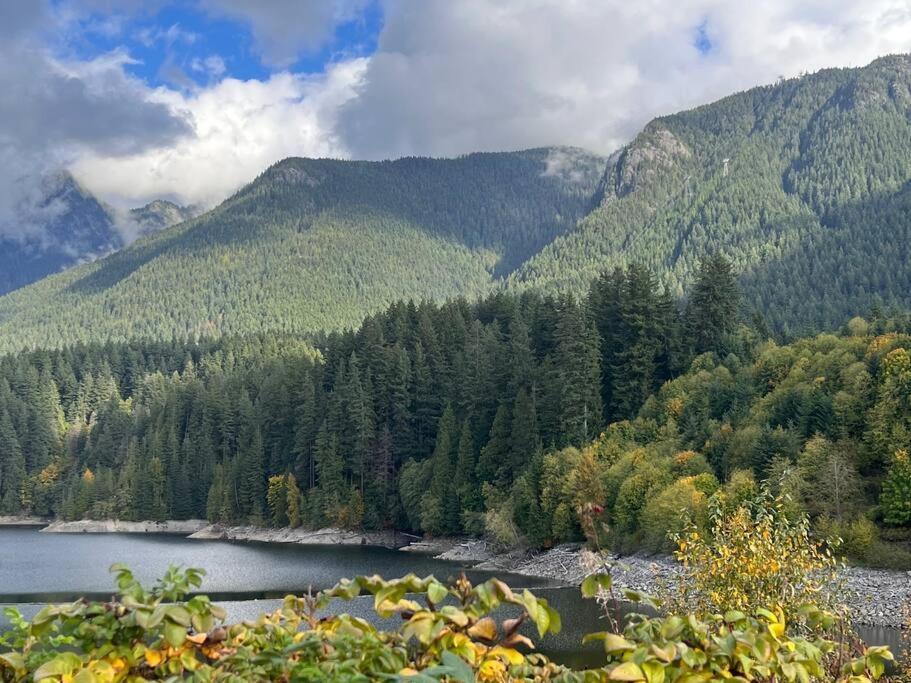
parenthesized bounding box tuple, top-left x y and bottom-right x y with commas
(0, 515, 49, 526)
(41, 519, 208, 534)
(187, 524, 410, 549)
(434, 539, 497, 563)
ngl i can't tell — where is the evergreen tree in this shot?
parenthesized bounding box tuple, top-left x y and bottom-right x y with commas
(686, 254, 740, 356)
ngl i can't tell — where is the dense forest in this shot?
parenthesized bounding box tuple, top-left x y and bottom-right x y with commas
(3, 56, 911, 351)
(3, 255, 911, 566)
(0, 258, 731, 530)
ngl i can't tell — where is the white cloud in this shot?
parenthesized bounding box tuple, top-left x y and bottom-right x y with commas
(0, 2, 191, 242)
(191, 54, 227, 78)
(8, 0, 911, 235)
(337, 0, 911, 159)
(71, 58, 367, 208)
(199, 0, 370, 66)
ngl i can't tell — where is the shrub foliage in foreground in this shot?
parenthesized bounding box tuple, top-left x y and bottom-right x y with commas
(0, 565, 894, 682)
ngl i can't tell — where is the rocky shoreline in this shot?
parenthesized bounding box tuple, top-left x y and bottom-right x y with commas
(0, 515, 49, 526)
(459, 544, 911, 629)
(187, 523, 412, 548)
(41, 519, 209, 534)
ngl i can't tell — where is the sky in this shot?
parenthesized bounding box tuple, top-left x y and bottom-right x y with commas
(2, 0, 911, 242)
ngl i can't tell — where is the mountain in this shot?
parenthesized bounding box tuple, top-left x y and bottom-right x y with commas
(510, 54, 911, 335)
(0, 148, 604, 352)
(0, 172, 118, 296)
(129, 199, 198, 236)
(3, 54, 911, 351)
(0, 176, 198, 297)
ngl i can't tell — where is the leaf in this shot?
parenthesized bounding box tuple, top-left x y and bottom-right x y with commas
(489, 646, 525, 665)
(641, 661, 665, 683)
(427, 581, 449, 606)
(33, 652, 83, 680)
(467, 617, 498, 641)
(0, 652, 24, 671)
(164, 620, 187, 648)
(581, 573, 612, 598)
(609, 661, 646, 681)
(440, 651, 475, 683)
(602, 634, 636, 653)
(440, 605, 469, 627)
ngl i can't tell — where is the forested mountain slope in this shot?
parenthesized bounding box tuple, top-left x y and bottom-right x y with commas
(511, 54, 911, 334)
(4, 55, 911, 350)
(0, 148, 603, 352)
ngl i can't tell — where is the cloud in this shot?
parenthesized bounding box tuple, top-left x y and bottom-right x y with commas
(71, 58, 366, 208)
(199, 0, 370, 66)
(337, 0, 911, 159)
(7, 0, 911, 244)
(0, 2, 192, 243)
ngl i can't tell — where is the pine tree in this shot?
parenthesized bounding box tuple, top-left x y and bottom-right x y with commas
(421, 405, 460, 534)
(477, 403, 511, 486)
(314, 421, 345, 526)
(686, 254, 740, 356)
(554, 298, 603, 446)
(882, 450, 911, 526)
(509, 387, 539, 475)
(453, 418, 481, 516)
(0, 409, 25, 513)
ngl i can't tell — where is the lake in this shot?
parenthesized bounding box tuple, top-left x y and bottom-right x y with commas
(0, 526, 612, 666)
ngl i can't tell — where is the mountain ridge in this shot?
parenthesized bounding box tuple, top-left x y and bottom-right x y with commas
(3, 54, 911, 349)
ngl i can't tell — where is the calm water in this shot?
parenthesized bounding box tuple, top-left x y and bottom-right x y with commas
(0, 526, 901, 668)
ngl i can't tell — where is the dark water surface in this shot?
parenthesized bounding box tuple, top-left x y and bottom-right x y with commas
(0, 527, 902, 668)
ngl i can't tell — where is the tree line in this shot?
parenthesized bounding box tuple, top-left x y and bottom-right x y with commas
(0, 256, 738, 535)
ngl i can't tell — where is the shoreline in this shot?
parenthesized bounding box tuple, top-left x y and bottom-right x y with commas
(464, 544, 911, 630)
(40, 519, 209, 534)
(187, 523, 412, 548)
(23, 521, 911, 628)
(0, 515, 50, 526)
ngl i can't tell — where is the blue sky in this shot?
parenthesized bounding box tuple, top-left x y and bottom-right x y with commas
(57, 1, 384, 87)
(1, 0, 909, 229)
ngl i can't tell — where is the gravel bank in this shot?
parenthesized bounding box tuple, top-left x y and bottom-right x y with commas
(467, 545, 911, 629)
(41, 519, 209, 534)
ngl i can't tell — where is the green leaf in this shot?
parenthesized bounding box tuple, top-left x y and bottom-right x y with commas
(33, 652, 83, 680)
(641, 660, 665, 683)
(609, 661, 646, 681)
(440, 651, 474, 683)
(426, 581, 449, 606)
(164, 620, 187, 648)
(581, 573, 612, 598)
(0, 652, 24, 671)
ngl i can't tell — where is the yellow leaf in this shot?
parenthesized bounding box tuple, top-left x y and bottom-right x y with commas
(609, 661, 646, 681)
(489, 646, 525, 665)
(145, 650, 163, 667)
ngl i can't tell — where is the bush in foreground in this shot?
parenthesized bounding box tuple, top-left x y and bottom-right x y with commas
(0, 566, 893, 682)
